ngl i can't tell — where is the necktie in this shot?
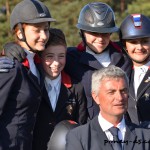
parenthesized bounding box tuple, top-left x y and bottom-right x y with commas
(134, 67, 146, 96)
(49, 84, 57, 111)
(109, 127, 122, 150)
(28, 56, 39, 78)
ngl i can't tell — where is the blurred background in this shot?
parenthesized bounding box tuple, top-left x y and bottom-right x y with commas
(0, 0, 150, 50)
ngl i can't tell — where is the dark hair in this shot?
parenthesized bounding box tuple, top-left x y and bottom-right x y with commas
(46, 28, 67, 48)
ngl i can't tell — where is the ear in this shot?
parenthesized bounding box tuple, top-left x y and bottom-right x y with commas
(91, 92, 100, 105)
(16, 29, 24, 40)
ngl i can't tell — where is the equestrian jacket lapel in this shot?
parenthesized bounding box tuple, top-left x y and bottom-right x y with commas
(137, 69, 150, 98)
(80, 52, 103, 69)
(124, 122, 137, 150)
(91, 116, 113, 150)
(54, 84, 71, 115)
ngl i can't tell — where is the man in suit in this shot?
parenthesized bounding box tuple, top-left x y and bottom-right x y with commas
(66, 65, 150, 150)
(119, 14, 150, 125)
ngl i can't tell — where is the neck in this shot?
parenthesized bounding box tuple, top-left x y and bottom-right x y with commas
(133, 57, 149, 67)
(101, 112, 123, 126)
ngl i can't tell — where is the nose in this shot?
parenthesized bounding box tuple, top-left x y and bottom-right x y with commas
(116, 91, 123, 101)
(41, 30, 49, 40)
(52, 59, 59, 66)
(97, 34, 104, 41)
(136, 43, 143, 50)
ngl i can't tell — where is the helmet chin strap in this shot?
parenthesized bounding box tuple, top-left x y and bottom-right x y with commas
(18, 23, 39, 53)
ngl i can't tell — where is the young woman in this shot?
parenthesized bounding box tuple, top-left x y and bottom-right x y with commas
(0, 0, 55, 149)
(120, 14, 150, 125)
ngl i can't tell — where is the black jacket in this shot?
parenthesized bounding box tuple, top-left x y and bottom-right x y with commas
(66, 116, 150, 150)
(32, 72, 87, 150)
(0, 60, 44, 150)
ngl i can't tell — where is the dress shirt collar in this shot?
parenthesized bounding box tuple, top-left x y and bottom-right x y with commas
(98, 113, 126, 134)
(134, 61, 150, 71)
(24, 48, 35, 60)
(45, 74, 61, 91)
(86, 46, 110, 67)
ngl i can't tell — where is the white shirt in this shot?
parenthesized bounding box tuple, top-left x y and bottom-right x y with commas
(86, 47, 111, 67)
(45, 74, 61, 111)
(134, 61, 150, 96)
(24, 49, 39, 80)
(98, 113, 126, 146)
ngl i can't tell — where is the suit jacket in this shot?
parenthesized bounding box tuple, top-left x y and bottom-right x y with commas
(32, 77, 87, 150)
(66, 116, 150, 150)
(127, 68, 150, 125)
(0, 60, 44, 150)
(65, 43, 132, 120)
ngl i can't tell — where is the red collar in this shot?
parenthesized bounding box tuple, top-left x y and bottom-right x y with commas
(22, 54, 41, 68)
(61, 70, 72, 88)
(77, 41, 85, 52)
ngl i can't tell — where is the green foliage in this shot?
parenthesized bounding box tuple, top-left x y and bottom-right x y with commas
(128, 0, 150, 16)
(0, 0, 150, 50)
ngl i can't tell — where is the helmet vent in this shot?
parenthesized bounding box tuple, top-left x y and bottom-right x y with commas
(85, 11, 94, 24)
(107, 12, 113, 24)
(31, 0, 46, 17)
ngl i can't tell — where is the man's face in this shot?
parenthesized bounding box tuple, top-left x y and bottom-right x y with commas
(93, 77, 128, 122)
(125, 38, 150, 66)
(84, 31, 111, 53)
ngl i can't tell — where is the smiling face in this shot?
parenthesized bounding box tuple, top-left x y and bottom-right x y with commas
(16, 22, 50, 51)
(41, 45, 66, 80)
(83, 31, 111, 53)
(92, 77, 128, 123)
(125, 38, 150, 66)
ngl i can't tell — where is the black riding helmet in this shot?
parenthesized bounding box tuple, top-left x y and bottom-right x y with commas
(77, 2, 118, 33)
(47, 120, 79, 150)
(10, 0, 56, 52)
(120, 14, 150, 40)
(77, 2, 119, 53)
(10, 0, 55, 31)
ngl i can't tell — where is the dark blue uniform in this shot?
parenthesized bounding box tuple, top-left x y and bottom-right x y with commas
(128, 69, 150, 125)
(32, 72, 87, 150)
(0, 60, 44, 150)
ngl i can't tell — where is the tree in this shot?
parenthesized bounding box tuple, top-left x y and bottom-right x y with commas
(0, 0, 150, 50)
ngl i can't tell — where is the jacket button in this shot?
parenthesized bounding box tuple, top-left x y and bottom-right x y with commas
(135, 105, 137, 109)
(49, 122, 56, 126)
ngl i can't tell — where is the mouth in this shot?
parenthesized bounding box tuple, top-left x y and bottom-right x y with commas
(38, 41, 46, 46)
(95, 42, 105, 45)
(50, 68, 60, 72)
(134, 50, 147, 54)
(114, 103, 125, 107)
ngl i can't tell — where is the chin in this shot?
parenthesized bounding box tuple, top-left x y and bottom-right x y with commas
(36, 46, 45, 51)
(38, 48, 45, 51)
(116, 109, 126, 115)
(52, 73, 60, 79)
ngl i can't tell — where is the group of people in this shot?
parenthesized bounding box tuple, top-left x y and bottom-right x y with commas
(0, 0, 150, 150)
